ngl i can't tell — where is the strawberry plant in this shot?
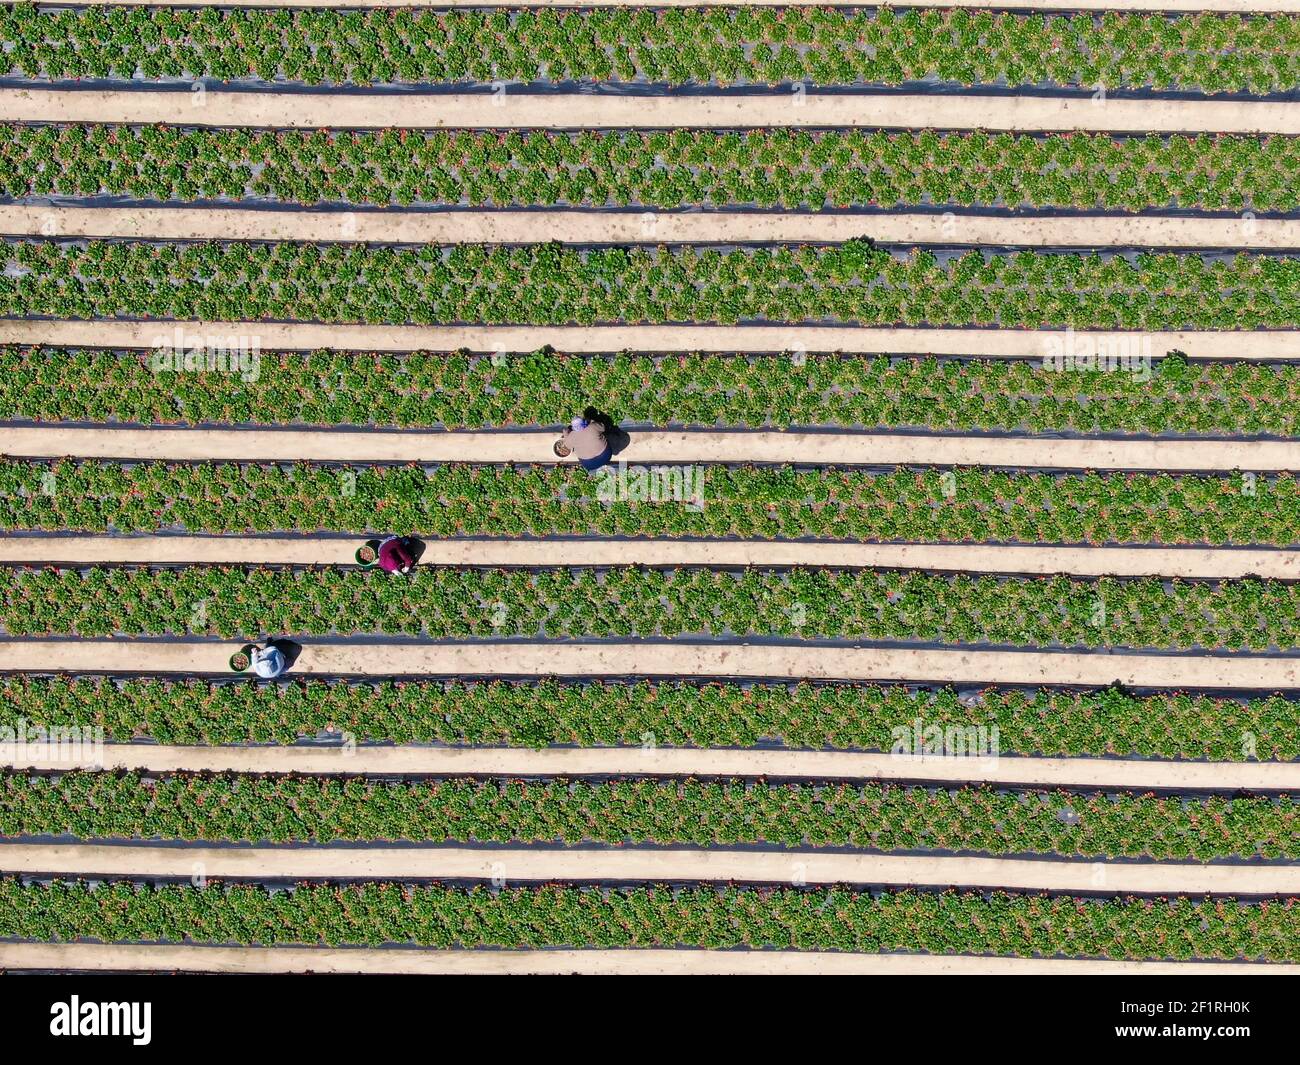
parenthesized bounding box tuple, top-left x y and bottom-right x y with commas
(2, 879, 1297, 960)
(0, 676, 1288, 759)
(3, 347, 1299, 438)
(1, 460, 1295, 547)
(3, 771, 1296, 860)
(6, 240, 1299, 329)
(0, 566, 1295, 652)
(4, 7, 1295, 93)
(1, 125, 1295, 214)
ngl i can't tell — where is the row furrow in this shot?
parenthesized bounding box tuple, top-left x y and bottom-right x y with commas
(0, 640, 1297, 688)
(21, 207, 1300, 251)
(10, 320, 1291, 359)
(2, 843, 1297, 894)
(8, 90, 1299, 135)
(7, 537, 1298, 579)
(5, 426, 1297, 472)
(7, 743, 1297, 792)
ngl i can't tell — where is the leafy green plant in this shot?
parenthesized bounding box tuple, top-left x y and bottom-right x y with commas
(1, 566, 1296, 652)
(4, 770, 1296, 860)
(0, 460, 1290, 547)
(3, 347, 1297, 438)
(5, 240, 1298, 329)
(3, 879, 1297, 960)
(0, 676, 1289, 759)
(4, 7, 1295, 93)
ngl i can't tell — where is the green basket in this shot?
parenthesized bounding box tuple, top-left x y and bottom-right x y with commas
(229, 644, 257, 673)
(355, 539, 381, 567)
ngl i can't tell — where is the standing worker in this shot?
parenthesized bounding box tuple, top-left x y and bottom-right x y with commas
(561, 415, 612, 473)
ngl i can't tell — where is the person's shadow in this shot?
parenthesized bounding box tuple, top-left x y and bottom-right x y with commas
(404, 536, 427, 565)
(266, 638, 304, 670)
(585, 407, 631, 457)
(606, 424, 632, 458)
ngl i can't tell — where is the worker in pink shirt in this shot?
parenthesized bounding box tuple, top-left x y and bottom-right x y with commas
(377, 535, 417, 574)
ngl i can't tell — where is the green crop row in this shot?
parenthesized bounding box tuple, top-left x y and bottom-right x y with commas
(5, 880, 1298, 960)
(4, 771, 1297, 860)
(0, 460, 1285, 546)
(7, 7, 1296, 92)
(8, 241, 1299, 329)
(5, 347, 1294, 438)
(0, 677, 1288, 759)
(12, 126, 1296, 213)
(0, 566, 1293, 651)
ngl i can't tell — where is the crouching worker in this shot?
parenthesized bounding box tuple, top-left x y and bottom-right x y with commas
(377, 535, 417, 574)
(562, 415, 612, 473)
(251, 642, 287, 679)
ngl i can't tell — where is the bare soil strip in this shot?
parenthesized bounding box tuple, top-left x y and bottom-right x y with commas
(6, 741, 1298, 793)
(0, 943, 1291, 976)
(6, 537, 1298, 580)
(3, 425, 1295, 472)
(0, 640, 1296, 689)
(6, 319, 1291, 360)
(16, 206, 1299, 251)
(4, 89, 1295, 135)
(0, 842, 1295, 894)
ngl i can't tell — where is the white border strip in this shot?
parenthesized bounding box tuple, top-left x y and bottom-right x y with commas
(0, 943, 1291, 976)
(17, 206, 1299, 251)
(0, 640, 1296, 689)
(0, 843, 1295, 894)
(6, 537, 1299, 579)
(6, 742, 1298, 792)
(2, 425, 1295, 472)
(5, 90, 1297, 135)
(4, 320, 1295, 360)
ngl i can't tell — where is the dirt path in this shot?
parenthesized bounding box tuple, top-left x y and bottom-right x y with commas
(5, 319, 1290, 360)
(8, 536, 1299, 580)
(5, 89, 1296, 135)
(6, 741, 1296, 792)
(16, 206, 1299, 251)
(1, 639, 1296, 689)
(4, 425, 1296, 472)
(0, 943, 1291, 976)
(1, 842, 1295, 894)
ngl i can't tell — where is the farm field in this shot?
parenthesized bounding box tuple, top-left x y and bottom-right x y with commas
(3, 0, 1300, 984)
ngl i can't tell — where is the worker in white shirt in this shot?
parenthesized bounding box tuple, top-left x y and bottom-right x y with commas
(251, 643, 287, 679)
